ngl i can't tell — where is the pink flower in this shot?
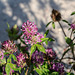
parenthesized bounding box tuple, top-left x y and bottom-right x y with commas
(1, 40, 17, 54)
(71, 24, 75, 29)
(16, 53, 27, 68)
(30, 33, 44, 45)
(21, 20, 44, 45)
(45, 48, 56, 59)
(22, 20, 38, 37)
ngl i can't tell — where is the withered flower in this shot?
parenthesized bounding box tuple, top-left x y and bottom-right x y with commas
(51, 9, 61, 22)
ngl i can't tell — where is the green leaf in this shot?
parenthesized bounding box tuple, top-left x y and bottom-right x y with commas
(62, 20, 70, 26)
(48, 38, 54, 42)
(41, 38, 49, 42)
(71, 11, 75, 15)
(44, 30, 49, 37)
(5, 63, 10, 75)
(46, 21, 52, 27)
(36, 44, 46, 53)
(31, 44, 36, 55)
(11, 54, 17, 61)
(50, 72, 59, 75)
(8, 63, 21, 71)
(65, 37, 73, 46)
(7, 58, 11, 63)
(52, 22, 55, 29)
(35, 68, 42, 75)
(67, 72, 74, 75)
(45, 41, 48, 45)
(4, 52, 9, 55)
(68, 28, 71, 30)
(8, 63, 14, 69)
(12, 67, 21, 71)
(0, 57, 6, 66)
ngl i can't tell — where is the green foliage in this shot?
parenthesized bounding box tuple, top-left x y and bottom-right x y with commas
(50, 72, 59, 75)
(67, 72, 74, 75)
(0, 57, 6, 66)
(31, 44, 36, 55)
(5, 63, 10, 75)
(71, 11, 75, 15)
(62, 20, 70, 26)
(52, 22, 55, 29)
(44, 29, 49, 37)
(65, 37, 73, 46)
(35, 63, 49, 75)
(46, 21, 52, 27)
(41, 37, 54, 45)
(11, 54, 17, 61)
(36, 44, 46, 53)
(9, 54, 17, 61)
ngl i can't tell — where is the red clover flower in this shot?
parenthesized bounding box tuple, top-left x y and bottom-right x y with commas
(31, 50, 44, 66)
(16, 53, 26, 68)
(21, 20, 44, 45)
(1, 40, 17, 54)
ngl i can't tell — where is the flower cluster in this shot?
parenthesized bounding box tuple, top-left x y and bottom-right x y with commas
(16, 53, 26, 68)
(50, 62, 64, 74)
(22, 20, 44, 45)
(31, 50, 44, 66)
(45, 48, 56, 60)
(1, 40, 17, 54)
(71, 24, 75, 29)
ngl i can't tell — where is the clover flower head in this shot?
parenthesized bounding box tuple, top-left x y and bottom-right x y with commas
(16, 53, 26, 68)
(21, 20, 44, 45)
(50, 62, 64, 74)
(45, 48, 56, 59)
(31, 50, 44, 66)
(1, 40, 17, 54)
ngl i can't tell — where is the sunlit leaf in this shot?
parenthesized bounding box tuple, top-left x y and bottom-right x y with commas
(52, 22, 55, 29)
(5, 63, 10, 75)
(31, 44, 36, 55)
(11, 54, 17, 61)
(50, 72, 59, 75)
(44, 29, 49, 37)
(46, 21, 52, 27)
(36, 44, 46, 53)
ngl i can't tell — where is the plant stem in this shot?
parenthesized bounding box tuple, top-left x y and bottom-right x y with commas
(25, 67, 29, 75)
(70, 30, 73, 39)
(10, 59, 12, 75)
(58, 21, 67, 37)
(62, 57, 73, 59)
(59, 47, 70, 62)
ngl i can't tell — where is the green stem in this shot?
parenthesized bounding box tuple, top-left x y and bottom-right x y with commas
(70, 30, 73, 39)
(58, 21, 67, 37)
